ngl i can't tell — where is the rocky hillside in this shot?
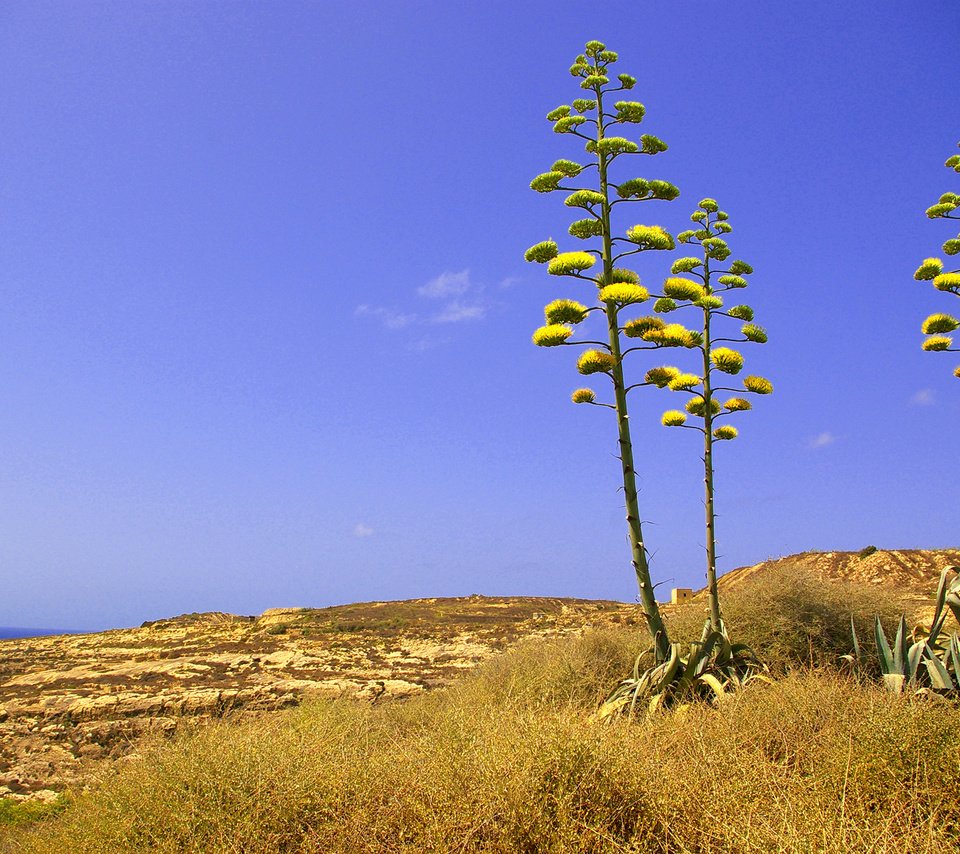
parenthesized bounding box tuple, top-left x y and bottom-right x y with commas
(0, 596, 638, 802)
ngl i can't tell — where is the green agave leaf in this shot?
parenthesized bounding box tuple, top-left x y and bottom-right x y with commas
(928, 568, 953, 642)
(894, 616, 910, 674)
(647, 692, 667, 716)
(945, 568, 960, 627)
(949, 633, 960, 678)
(698, 672, 727, 700)
(849, 616, 862, 665)
(924, 643, 955, 690)
(875, 616, 896, 674)
(907, 641, 925, 686)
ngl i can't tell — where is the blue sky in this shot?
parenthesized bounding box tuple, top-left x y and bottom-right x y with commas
(1, 1, 958, 630)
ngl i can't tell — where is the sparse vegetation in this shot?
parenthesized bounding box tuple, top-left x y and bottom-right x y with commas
(7, 619, 960, 853)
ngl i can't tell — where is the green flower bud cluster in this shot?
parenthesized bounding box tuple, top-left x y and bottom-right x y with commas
(653, 297, 677, 313)
(741, 324, 768, 343)
(644, 323, 699, 348)
(728, 260, 754, 275)
(564, 189, 605, 208)
(662, 277, 705, 301)
(694, 294, 723, 310)
(577, 349, 616, 375)
(530, 171, 565, 193)
(524, 240, 559, 263)
(638, 135, 668, 155)
(546, 105, 571, 121)
(569, 218, 605, 239)
(545, 299, 589, 325)
(645, 366, 681, 387)
(554, 115, 587, 134)
(718, 275, 748, 289)
(552, 159, 584, 177)
(671, 257, 702, 274)
(926, 193, 960, 219)
(623, 316, 665, 338)
(596, 267, 640, 285)
(615, 178, 680, 201)
(532, 324, 574, 347)
(743, 375, 773, 394)
(548, 251, 596, 275)
(589, 137, 640, 156)
(686, 396, 721, 417)
(923, 335, 953, 351)
(934, 273, 960, 293)
(598, 283, 650, 305)
(626, 224, 675, 250)
(944, 240, 960, 256)
(727, 304, 754, 321)
(572, 99, 596, 114)
(667, 373, 701, 390)
(922, 313, 960, 335)
(614, 101, 646, 123)
(710, 347, 744, 374)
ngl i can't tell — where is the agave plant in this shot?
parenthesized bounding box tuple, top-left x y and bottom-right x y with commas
(914, 142, 960, 378)
(524, 39, 680, 664)
(595, 623, 768, 719)
(646, 200, 771, 633)
(846, 566, 960, 695)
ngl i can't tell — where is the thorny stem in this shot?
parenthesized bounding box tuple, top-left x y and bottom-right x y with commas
(595, 78, 671, 663)
(700, 237, 722, 633)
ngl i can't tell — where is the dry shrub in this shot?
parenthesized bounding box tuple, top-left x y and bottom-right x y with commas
(8, 624, 960, 854)
(667, 565, 913, 671)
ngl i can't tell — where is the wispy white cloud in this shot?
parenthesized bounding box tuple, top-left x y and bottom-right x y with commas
(498, 275, 522, 289)
(417, 269, 472, 299)
(354, 304, 418, 329)
(353, 523, 374, 538)
(356, 268, 488, 340)
(911, 388, 935, 406)
(808, 432, 837, 449)
(432, 300, 485, 323)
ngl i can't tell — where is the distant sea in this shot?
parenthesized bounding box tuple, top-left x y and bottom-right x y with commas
(0, 627, 82, 639)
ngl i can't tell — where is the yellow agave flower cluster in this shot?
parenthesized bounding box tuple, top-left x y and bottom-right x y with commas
(649, 201, 772, 440)
(915, 143, 960, 377)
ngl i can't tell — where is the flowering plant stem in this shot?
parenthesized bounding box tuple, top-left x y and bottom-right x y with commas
(595, 87, 671, 663)
(699, 257, 722, 633)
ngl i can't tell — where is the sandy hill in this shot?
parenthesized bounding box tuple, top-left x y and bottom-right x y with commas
(716, 548, 960, 601)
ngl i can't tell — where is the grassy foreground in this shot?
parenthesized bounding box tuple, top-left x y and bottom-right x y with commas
(4, 576, 958, 853)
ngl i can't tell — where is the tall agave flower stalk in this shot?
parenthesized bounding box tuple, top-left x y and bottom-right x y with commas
(524, 40, 680, 663)
(914, 141, 960, 377)
(650, 200, 772, 632)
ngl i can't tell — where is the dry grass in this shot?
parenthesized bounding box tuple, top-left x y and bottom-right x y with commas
(4, 579, 956, 853)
